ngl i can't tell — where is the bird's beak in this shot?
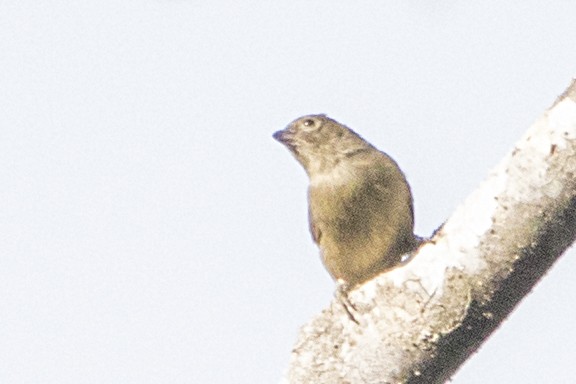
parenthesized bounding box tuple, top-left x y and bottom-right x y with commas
(273, 128, 294, 144)
(273, 129, 288, 143)
(273, 128, 298, 154)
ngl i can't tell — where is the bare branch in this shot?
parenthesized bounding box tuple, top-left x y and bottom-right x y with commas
(283, 79, 576, 384)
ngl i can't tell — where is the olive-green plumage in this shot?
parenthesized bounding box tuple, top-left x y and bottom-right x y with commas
(273, 114, 418, 287)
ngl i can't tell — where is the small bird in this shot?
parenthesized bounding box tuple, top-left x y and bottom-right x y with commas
(273, 114, 419, 289)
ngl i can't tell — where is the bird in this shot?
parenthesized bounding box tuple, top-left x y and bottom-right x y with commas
(273, 114, 419, 289)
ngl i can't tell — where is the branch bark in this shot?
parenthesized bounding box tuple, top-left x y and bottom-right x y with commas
(282, 79, 576, 384)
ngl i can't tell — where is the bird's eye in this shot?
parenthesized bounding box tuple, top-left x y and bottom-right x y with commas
(301, 118, 322, 132)
(303, 119, 315, 127)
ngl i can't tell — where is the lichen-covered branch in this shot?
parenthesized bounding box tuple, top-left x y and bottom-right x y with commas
(282, 79, 576, 384)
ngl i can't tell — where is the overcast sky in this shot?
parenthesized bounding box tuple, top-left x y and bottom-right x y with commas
(1, 1, 575, 383)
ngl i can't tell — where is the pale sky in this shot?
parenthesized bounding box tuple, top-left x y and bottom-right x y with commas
(1, 2, 575, 383)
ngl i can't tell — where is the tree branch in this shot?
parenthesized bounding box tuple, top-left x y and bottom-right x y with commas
(283, 79, 576, 384)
